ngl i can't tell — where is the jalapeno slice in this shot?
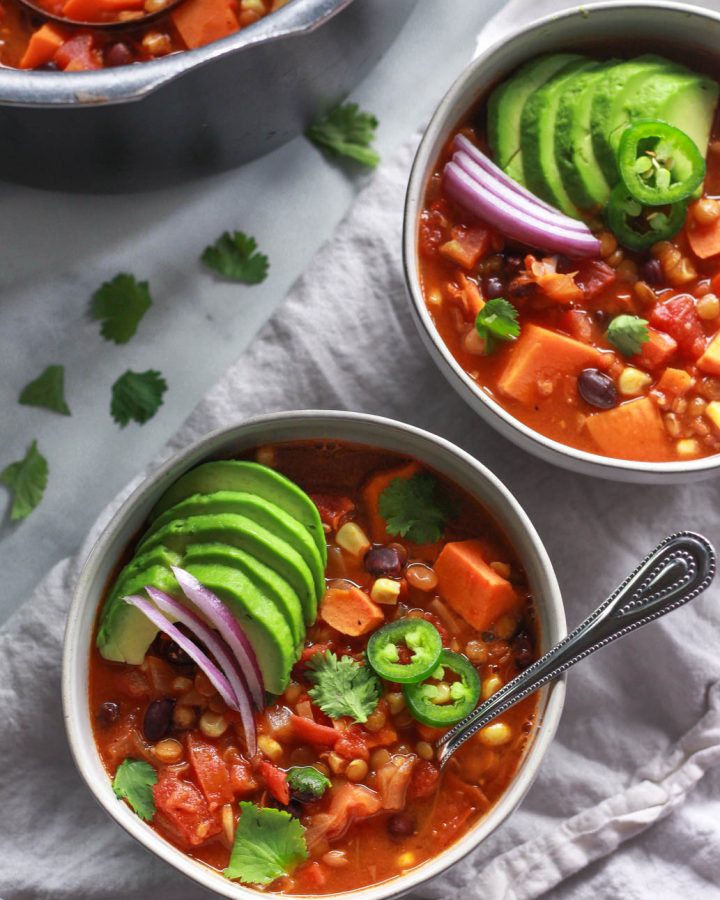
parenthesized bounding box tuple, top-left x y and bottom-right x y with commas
(367, 618, 443, 684)
(402, 649, 481, 727)
(618, 120, 705, 206)
(606, 182, 687, 251)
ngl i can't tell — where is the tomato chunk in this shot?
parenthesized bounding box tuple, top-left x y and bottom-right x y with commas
(54, 34, 101, 71)
(573, 259, 616, 299)
(311, 493, 355, 531)
(153, 769, 220, 847)
(258, 760, 289, 806)
(186, 733, 233, 811)
(632, 327, 677, 371)
(649, 295, 706, 360)
(290, 714, 339, 747)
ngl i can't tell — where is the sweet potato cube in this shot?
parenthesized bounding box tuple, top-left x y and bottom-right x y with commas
(655, 367, 693, 398)
(498, 323, 606, 404)
(697, 333, 720, 376)
(585, 396, 668, 461)
(434, 540, 518, 632)
(172, 0, 238, 49)
(320, 586, 384, 637)
(19, 24, 66, 69)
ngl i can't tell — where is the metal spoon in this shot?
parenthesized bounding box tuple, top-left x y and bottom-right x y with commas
(16, 0, 184, 32)
(436, 531, 716, 766)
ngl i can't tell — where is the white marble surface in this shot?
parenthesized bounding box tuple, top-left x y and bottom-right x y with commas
(0, 0, 505, 625)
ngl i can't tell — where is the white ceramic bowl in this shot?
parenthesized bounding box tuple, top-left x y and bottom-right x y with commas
(63, 410, 566, 899)
(403, 1, 720, 484)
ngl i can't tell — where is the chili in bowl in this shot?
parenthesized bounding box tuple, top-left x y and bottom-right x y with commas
(63, 411, 565, 898)
(403, 1, 720, 482)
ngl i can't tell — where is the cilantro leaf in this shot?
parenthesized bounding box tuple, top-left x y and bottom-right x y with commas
(1, 440, 48, 521)
(378, 473, 449, 545)
(201, 232, 269, 284)
(112, 758, 157, 821)
(306, 651, 380, 724)
(18, 365, 70, 416)
(606, 314, 650, 356)
(306, 103, 380, 169)
(110, 369, 167, 427)
(90, 274, 152, 345)
(286, 766, 331, 800)
(475, 298, 520, 353)
(224, 803, 308, 885)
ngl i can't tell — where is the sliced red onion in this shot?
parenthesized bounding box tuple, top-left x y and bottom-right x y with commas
(443, 161, 601, 258)
(171, 566, 264, 709)
(145, 587, 257, 757)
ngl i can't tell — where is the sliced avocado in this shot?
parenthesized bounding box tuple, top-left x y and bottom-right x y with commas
(151, 461, 326, 568)
(142, 490, 324, 606)
(522, 58, 598, 216)
(488, 52, 584, 184)
(185, 562, 295, 695)
(184, 542, 305, 646)
(555, 60, 621, 210)
(138, 512, 317, 625)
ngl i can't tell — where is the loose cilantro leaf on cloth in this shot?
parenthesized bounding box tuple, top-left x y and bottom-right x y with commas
(90, 273, 152, 345)
(201, 232, 269, 284)
(306, 103, 380, 169)
(475, 298, 520, 353)
(306, 651, 381, 724)
(18, 365, 70, 415)
(378, 473, 450, 545)
(286, 766, 331, 800)
(111, 369, 167, 427)
(112, 758, 157, 821)
(0, 440, 48, 521)
(224, 803, 308, 885)
(606, 314, 650, 356)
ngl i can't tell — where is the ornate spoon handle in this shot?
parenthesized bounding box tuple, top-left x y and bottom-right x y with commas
(436, 531, 716, 766)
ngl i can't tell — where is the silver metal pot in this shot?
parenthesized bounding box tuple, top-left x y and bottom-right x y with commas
(0, 0, 415, 191)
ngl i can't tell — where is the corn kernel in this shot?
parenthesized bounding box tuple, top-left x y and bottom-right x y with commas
(618, 367, 652, 396)
(154, 738, 183, 763)
(705, 400, 720, 432)
(346, 758, 369, 782)
(257, 734, 283, 761)
(364, 707, 387, 733)
(284, 682, 302, 704)
(465, 640, 488, 664)
(335, 522, 371, 557)
(463, 327, 487, 355)
(141, 31, 171, 56)
(676, 438, 701, 458)
(371, 577, 401, 605)
(386, 691, 405, 715)
(477, 722, 512, 746)
(697, 293, 720, 321)
(396, 852, 416, 869)
(327, 751, 346, 775)
(200, 711, 228, 738)
(221, 803, 235, 845)
(598, 230, 617, 258)
(481, 675, 503, 700)
(371, 748, 391, 769)
(173, 705, 196, 729)
(427, 288, 443, 308)
(693, 197, 720, 225)
(489, 560, 511, 579)
(240, 0, 265, 10)
(415, 741, 434, 760)
(494, 614, 517, 640)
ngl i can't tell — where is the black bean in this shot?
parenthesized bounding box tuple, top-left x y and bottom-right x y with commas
(640, 257, 663, 286)
(504, 254, 523, 271)
(105, 42, 134, 67)
(593, 309, 609, 326)
(387, 812, 416, 839)
(484, 275, 505, 299)
(364, 546, 403, 578)
(143, 698, 175, 743)
(512, 632, 534, 669)
(97, 701, 120, 726)
(158, 635, 194, 668)
(267, 795, 304, 818)
(577, 368, 618, 410)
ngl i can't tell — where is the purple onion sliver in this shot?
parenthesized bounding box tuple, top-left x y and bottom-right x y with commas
(171, 566, 264, 708)
(145, 587, 257, 756)
(443, 162, 601, 258)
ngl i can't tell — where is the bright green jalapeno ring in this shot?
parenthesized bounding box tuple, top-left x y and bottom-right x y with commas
(402, 649, 481, 728)
(606, 182, 688, 251)
(366, 617, 443, 684)
(618, 119, 705, 206)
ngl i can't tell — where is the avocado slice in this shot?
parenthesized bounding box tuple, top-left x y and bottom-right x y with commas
(183, 542, 305, 646)
(488, 52, 583, 184)
(555, 60, 621, 210)
(522, 58, 599, 216)
(142, 490, 324, 606)
(150, 461, 326, 568)
(138, 512, 317, 625)
(185, 562, 295, 695)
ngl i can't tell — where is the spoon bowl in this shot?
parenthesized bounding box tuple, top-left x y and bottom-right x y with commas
(16, 0, 183, 30)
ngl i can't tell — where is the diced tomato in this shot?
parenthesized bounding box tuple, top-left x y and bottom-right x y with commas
(573, 259, 616, 300)
(258, 760, 290, 805)
(297, 861, 327, 889)
(419, 200, 451, 257)
(407, 759, 440, 800)
(53, 34, 101, 70)
(440, 225, 491, 269)
(290, 714, 339, 747)
(292, 642, 332, 679)
(304, 783, 382, 849)
(335, 727, 370, 761)
(141, 655, 175, 694)
(559, 309, 595, 344)
(186, 733, 233, 811)
(632, 327, 678, 371)
(649, 295, 706, 360)
(230, 761, 259, 796)
(362, 723, 398, 749)
(153, 770, 220, 847)
(311, 493, 355, 531)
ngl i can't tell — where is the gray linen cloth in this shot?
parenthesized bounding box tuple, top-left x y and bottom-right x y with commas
(2, 5, 720, 899)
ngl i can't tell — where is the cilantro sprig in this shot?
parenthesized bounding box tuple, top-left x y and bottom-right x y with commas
(475, 298, 520, 354)
(306, 103, 380, 169)
(90, 273, 152, 345)
(606, 314, 650, 356)
(306, 651, 380, 724)
(224, 803, 308, 885)
(112, 758, 157, 821)
(111, 369, 167, 427)
(1, 440, 48, 522)
(378, 473, 450, 545)
(18, 365, 70, 416)
(201, 232, 269, 284)
(286, 766, 331, 801)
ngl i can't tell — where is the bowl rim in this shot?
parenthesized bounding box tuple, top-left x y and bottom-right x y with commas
(402, 0, 720, 480)
(62, 409, 566, 900)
